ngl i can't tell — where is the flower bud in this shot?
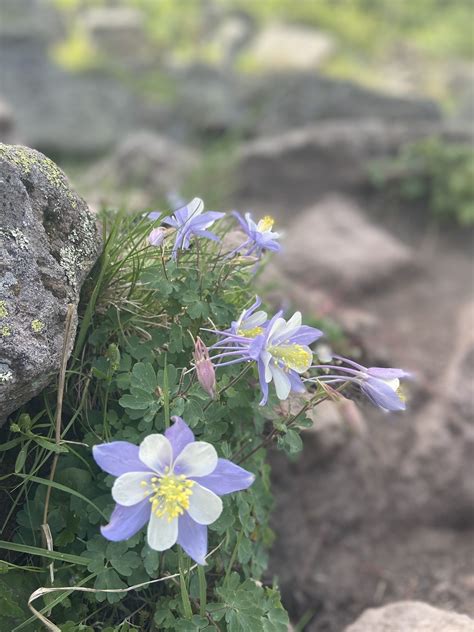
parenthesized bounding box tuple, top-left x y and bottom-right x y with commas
(193, 337, 216, 399)
(148, 227, 167, 247)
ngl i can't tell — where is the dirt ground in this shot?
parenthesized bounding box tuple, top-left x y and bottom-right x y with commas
(266, 197, 474, 631)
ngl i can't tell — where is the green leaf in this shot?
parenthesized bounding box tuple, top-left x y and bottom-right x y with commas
(132, 362, 157, 392)
(282, 428, 303, 454)
(238, 536, 253, 565)
(142, 544, 160, 576)
(94, 568, 127, 603)
(119, 392, 154, 410)
(174, 617, 210, 631)
(0, 540, 90, 566)
(16, 473, 108, 520)
(31, 436, 69, 453)
(106, 542, 141, 577)
(14, 443, 28, 473)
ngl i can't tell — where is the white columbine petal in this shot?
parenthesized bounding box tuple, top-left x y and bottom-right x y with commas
(173, 441, 218, 477)
(266, 317, 286, 343)
(147, 512, 178, 550)
(261, 350, 273, 382)
(139, 434, 172, 474)
(274, 312, 302, 342)
(245, 311, 267, 328)
(382, 378, 400, 392)
(187, 197, 204, 220)
(269, 364, 292, 400)
(187, 482, 223, 525)
(112, 471, 153, 506)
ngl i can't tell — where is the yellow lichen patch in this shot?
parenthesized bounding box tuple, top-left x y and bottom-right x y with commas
(143, 473, 195, 522)
(31, 319, 45, 333)
(0, 325, 11, 337)
(0, 301, 8, 318)
(257, 215, 275, 232)
(0, 143, 79, 208)
(268, 344, 312, 373)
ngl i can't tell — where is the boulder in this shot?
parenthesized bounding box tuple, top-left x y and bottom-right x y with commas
(83, 132, 198, 208)
(278, 195, 415, 297)
(0, 144, 101, 423)
(236, 120, 471, 216)
(245, 23, 335, 70)
(0, 38, 144, 156)
(344, 601, 474, 632)
(245, 73, 440, 137)
(154, 69, 441, 140)
(0, 98, 15, 143)
(82, 7, 149, 62)
(0, 0, 62, 42)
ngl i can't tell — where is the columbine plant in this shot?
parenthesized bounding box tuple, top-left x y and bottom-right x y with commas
(149, 197, 224, 259)
(306, 356, 410, 411)
(93, 417, 254, 564)
(208, 308, 322, 404)
(231, 211, 281, 257)
(3, 195, 409, 630)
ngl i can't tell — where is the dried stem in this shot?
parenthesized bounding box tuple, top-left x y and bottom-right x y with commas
(42, 304, 75, 528)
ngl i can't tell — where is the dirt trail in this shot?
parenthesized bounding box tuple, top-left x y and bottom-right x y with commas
(266, 204, 474, 631)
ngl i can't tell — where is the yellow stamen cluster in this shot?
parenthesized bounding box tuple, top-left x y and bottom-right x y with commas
(238, 326, 264, 338)
(142, 471, 194, 522)
(258, 215, 274, 231)
(396, 385, 407, 402)
(268, 344, 312, 372)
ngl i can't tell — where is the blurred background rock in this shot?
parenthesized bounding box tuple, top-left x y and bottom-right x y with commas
(1, 1, 473, 630)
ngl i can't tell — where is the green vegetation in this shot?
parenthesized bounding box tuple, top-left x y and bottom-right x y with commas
(52, 0, 473, 101)
(370, 137, 474, 226)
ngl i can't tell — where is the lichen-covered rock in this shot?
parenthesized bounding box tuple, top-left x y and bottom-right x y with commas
(0, 144, 101, 423)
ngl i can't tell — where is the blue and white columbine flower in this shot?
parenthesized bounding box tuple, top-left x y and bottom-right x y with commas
(149, 198, 225, 259)
(208, 308, 322, 405)
(93, 417, 254, 565)
(306, 356, 410, 412)
(231, 211, 281, 257)
(230, 296, 268, 338)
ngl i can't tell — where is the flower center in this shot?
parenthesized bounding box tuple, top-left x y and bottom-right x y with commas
(268, 344, 312, 372)
(257, 215, 274, 231)
(142, 472, 194, 522)
(238, 325, 264, 337)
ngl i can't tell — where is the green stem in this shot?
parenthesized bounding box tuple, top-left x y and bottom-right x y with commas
(178, 549, 193, 619)
(224, 530, 243, 583)
(197, 564, 207, 617)
(163, 355, 170, 429)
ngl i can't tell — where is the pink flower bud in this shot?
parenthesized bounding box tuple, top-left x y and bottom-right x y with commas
(148, 227, 167, 247)
(193, 337, 216, 399)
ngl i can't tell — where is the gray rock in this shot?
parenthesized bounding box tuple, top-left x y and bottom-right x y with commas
(0, 144, 101, 423)
(237, 120, 471, 216)
(82, 7, 149, 62)
(344, 601, 474, 632)
(246, 23, 335, 70)
(0, 98, 15, 143)
(0, 39, 144, 156)
(278, 195, 415, 297)
(244, 73, 440, 137)
(0, 0, 62, 42)
(83, 131, 198, 208)
(155, 68, 441, 141)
